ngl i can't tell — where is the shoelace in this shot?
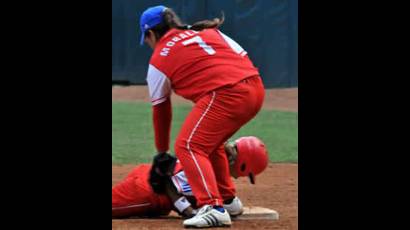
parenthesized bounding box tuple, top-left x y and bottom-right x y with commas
(197, 205, 212, 216)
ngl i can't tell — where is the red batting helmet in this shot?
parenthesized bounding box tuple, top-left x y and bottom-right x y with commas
(234, 136, 269, 184)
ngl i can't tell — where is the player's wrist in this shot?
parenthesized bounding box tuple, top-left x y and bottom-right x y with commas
(174, 196, 192, 214)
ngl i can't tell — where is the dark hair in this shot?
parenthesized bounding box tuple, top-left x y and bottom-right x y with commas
(147, 8, 224, 41)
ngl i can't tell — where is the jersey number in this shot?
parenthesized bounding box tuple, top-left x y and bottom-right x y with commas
(182, 36, 216, 55)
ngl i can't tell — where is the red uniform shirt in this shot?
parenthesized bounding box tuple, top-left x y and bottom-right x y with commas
(146, 28, 259, 104)
(146, 28, 260, 152)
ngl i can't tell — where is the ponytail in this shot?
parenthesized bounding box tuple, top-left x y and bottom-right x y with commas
(149, 8, 225, 40)
(190, 12, 224, 31)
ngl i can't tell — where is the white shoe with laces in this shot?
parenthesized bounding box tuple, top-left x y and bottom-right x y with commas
(183, 205, 231, 228)
(223, 196, 244, 217)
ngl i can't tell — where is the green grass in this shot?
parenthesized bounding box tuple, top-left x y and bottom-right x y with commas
(112, 102, 298, 164)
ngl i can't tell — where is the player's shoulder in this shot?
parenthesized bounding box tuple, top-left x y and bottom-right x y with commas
(149, 29, 181, 62)
(148, 52, 171, 77)
(198, 28, 229, 43)
(149, 44, 169, 71)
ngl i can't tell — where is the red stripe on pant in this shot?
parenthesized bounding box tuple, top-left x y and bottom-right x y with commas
(112, 164, 172, 218)
(174, 75, 265, 207)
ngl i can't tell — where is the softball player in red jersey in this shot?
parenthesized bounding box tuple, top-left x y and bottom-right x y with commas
(139, 6, 265, 227)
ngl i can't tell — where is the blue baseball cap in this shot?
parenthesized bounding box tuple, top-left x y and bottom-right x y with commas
(139, 5, 167, 46)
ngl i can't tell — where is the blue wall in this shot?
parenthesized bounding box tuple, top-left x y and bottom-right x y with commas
(112, 0, 298, 88)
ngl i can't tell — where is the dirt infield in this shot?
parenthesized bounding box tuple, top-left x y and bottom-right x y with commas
(112, 86, 298, 112)
(112, 163, 298, 230)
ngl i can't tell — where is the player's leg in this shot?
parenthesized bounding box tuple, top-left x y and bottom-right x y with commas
(174, 93, 224, 208)
(177, 75, 265, 227)
(209, 143, 245, 216)
(207, 77, 264, 215)
(175, 97, 245, 228)
(196, 75, 265, 205)
(209, 144, 236, 201)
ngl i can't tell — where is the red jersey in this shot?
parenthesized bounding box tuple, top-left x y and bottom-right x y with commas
(146, 28, 259, 104)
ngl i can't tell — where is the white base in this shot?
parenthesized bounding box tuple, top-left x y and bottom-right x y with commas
(233, 206, 279, 220)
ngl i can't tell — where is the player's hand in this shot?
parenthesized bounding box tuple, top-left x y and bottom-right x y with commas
(149, 152, 177, 194)
(182, 207, 198, 219)
(153, 152, 177, 176)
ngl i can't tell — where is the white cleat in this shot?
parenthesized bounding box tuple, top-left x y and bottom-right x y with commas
(183, 205, 232, 228)
(223, 197, 244, 217)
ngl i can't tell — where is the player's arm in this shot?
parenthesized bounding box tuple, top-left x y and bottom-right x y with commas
(147, 64, 179, 198)
(164, 178, 196, 218)
(152, 98, 172, 152)
(146, 64, 172, 153)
